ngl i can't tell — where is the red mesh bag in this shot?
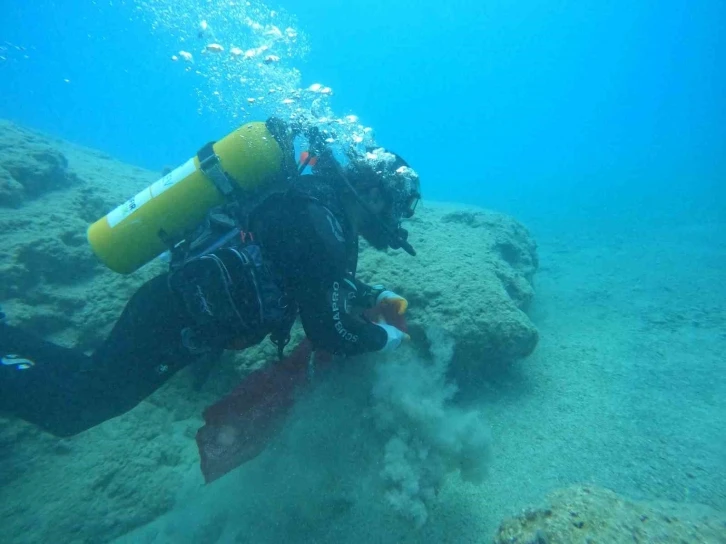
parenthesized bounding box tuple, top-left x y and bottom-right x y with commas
(196, 304, 407, 483)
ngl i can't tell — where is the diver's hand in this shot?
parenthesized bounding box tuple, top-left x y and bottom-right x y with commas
(375, 290, 408, 315)
(377, 322, 410, 352)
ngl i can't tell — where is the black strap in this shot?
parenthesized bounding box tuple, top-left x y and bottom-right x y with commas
(197, 142, 236, 196)
(270, 294, 297, 360)
(265, 117, 299, 181)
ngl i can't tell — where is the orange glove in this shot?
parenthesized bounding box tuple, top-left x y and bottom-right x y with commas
(375, 290, 408, 315)
(374, 291, 410, 352)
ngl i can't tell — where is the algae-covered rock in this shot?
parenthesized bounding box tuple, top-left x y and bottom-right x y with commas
(0, 120, 77, 205)
(358, 203, 539, 366)
(0, 403, 193, 544)
(494, 485, 726, 543)
(0, 165, 24, 207)
(0, 123, 160, 348)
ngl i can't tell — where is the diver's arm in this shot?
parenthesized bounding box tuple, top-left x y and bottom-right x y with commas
(297, 276, 388, 356)
(347, 277, 386, 309)
(292, 201, 389, 355)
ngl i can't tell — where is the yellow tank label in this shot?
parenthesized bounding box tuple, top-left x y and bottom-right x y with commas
(106, 187, 152, 228)
(150, 157, 196, 198)
(106, 158, 197, 229)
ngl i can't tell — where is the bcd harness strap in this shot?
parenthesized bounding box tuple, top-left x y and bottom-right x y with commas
(197, 142, 236, 197)
(192, 138, 299, 358)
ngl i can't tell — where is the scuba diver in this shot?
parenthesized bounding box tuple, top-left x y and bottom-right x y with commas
(0, 117, 421, 438)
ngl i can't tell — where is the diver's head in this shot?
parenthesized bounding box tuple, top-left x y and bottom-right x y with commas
(342, 148, 420, 255)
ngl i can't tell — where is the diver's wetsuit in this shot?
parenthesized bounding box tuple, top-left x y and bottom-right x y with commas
(0, 178, 387, 437)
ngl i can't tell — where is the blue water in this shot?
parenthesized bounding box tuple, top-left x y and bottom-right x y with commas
(2, 0, 724, 220)
(1, 1, 725, 542)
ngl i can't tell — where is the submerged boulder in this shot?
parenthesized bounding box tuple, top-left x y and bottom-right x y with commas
(0, 164, 24, 206)
(0, 121, 161, 348)
(0, 120, 77, 206)
(494, 485, 726, 543)
(358, 203, 539, 366)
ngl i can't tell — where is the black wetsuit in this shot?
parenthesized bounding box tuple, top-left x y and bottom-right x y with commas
(0, 178, 387, 437)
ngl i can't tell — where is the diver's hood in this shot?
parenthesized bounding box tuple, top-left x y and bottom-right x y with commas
(352, 148, 420, 255)
(306, 144, 419, 256)
(344, 150, 420, 256)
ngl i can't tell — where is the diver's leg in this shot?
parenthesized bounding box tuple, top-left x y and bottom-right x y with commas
(0, 273, 197, 436)
(0, 325, 97, 436)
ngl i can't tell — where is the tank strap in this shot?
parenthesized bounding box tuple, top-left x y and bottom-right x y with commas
(197, 142, 236, 196)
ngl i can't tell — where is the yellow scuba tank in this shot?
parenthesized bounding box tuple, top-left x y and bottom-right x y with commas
(87, 121, 284, 275)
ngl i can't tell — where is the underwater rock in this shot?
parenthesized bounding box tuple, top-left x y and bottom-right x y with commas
(494, 485, 726, 543)
(0, 400, 189, 544)
(0, 120, 77, 205)
(0, 120, 161, 348)
(358, 204, 539, 366)
(0, 164, 24, 207)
